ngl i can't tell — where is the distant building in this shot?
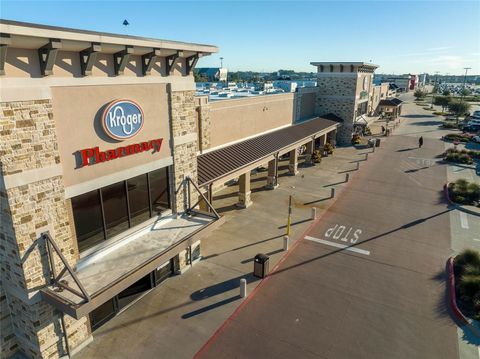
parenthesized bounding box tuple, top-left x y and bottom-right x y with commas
(196, 67, 228, 82)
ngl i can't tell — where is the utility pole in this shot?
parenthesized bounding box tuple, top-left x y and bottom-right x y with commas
(461, 67, 471, 100)
(430, 71, 439, 108)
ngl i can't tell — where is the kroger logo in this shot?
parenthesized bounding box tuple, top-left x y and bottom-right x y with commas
(102, 99, 144, 140)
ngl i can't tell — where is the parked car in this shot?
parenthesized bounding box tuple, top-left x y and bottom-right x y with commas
(471, 110, 480, 119)
(472, 135, 480, 143)
(463, 124, 480, 133)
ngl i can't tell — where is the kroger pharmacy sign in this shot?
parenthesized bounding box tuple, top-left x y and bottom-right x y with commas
(102, 99, 144, 140)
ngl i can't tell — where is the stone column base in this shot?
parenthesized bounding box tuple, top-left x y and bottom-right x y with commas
(266, 176, 278, 190)
(288, 164, 299, 176)
(236, 191, 252, 208)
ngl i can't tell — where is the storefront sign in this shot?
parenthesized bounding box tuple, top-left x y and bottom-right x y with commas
(78, 138, 163, 167)
(102, 99, 144, 140)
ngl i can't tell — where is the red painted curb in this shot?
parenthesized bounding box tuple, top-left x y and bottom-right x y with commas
(447, 257, 469, 325)
(193, 154, 364, 358)
(444, 183, 454, 205)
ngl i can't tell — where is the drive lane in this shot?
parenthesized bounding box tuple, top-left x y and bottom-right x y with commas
(198, 134, 458, 359)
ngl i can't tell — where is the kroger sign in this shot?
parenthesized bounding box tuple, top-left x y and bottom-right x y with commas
(102, 99, 144, 140)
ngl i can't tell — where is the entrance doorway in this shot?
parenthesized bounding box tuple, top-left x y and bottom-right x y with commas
(89, 258, 176, 331)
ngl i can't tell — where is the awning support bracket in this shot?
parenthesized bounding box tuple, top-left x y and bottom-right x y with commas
(42, 231, 91, 303)
(80, 43, 101, 76)
(38, 39, 62, 76)
(142, 49, 160, 76)
(114, 45, 133, 76)
(0, 33, 11, 76)
(185, 53, 201, 75)
(185, 177, 220, 219)
(165, 51, 180, 75)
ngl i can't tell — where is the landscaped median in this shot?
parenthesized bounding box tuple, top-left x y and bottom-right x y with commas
(447, 251, 480, 337)
(444, 179, 480, 216)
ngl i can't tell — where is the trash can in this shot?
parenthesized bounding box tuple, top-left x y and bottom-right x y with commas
(375, 138, 381, 147)
(253, 253, 270, 278)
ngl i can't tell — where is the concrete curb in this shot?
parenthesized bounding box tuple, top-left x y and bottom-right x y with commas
(446, 257, 480, 338)
(443, 183, 480, 217)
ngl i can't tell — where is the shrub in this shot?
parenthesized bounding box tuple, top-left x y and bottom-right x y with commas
(450, 179, 480, 205)
(442, 122, 458, 129)
(459, 274, 480, 300)
(456, 249, 480, 267)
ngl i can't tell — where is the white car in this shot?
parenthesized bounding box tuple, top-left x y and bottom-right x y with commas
(472, 135, 480, 143)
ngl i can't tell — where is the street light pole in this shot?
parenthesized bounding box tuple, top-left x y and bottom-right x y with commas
(461, 67, 471, 100)
(430, 71, 439, 109)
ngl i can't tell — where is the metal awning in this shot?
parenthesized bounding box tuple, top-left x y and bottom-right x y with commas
(197, 116, 340, 186)
(41, 211, 224, 319)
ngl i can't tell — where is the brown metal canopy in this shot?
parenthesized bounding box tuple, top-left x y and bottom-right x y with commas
(197, 116, 340, 186)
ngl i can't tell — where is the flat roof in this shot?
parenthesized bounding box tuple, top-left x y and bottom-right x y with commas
(310, 62, 379, 69)
(0, 19, 218, 54)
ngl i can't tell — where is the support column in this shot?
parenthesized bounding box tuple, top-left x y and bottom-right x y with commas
(198, 184, 212, 212)
(319, 134, 326, 147)
(266, 157, 278, 189)
(288, 148, 299, 176)
(237, 172, 252, 208)
(305, 140, 314, 154)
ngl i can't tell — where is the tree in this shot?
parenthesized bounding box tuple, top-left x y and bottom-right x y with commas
(442, 89, 451, 96)
(414, 89, 427, 100)
(432, 84, 439, 94)
(448, 100, 471, 126)
(434, 96, 452, 112)
(460, 88, 472, 97)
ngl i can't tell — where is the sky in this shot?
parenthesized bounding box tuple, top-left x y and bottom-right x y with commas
(1, 0, 479, 75)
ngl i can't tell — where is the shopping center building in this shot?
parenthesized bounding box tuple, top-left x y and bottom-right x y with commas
(0, 20, 390, 359)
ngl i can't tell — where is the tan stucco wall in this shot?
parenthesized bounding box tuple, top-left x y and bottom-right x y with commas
(52, 83, 172, 188)
(298, 91, 316, 120)
(208, 93, 294, 148)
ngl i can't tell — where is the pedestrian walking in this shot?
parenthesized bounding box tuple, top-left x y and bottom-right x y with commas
(419, 136, 423, 148)
(381, 125, 385, 135)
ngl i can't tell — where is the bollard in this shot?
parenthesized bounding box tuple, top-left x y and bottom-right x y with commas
(311, 207, 317, 220)
(356, 162, 360, 170)
(365, 153, 368, 160)
(331, 187, 335, 198)
(283, 235, 289, 251)
(345, 173, 350, 182)
(240, 278, 247, 298)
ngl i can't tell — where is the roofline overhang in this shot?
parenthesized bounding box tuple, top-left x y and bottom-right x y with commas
(0, 19, 218, 54)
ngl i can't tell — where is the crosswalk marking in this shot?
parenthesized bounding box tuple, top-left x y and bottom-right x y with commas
(459, 212, 469, 229)
(305, 236, 370, 256)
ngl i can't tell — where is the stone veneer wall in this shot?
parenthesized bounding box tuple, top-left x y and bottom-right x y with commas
(169, 90, 199, 213)
(315, 75, 358, 145)
(0, 100, 90, 358)
(196, 99, 211, 152)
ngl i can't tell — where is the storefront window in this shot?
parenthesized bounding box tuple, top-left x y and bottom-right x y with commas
(71, 190, 105, 253)
(149, 168, 170, 214)
(128, 174, 150, 227)
(102, 182, 129, 239)
(71, 167, 171, 253)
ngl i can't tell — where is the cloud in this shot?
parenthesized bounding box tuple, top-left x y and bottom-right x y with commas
(425, 46, 453, 52)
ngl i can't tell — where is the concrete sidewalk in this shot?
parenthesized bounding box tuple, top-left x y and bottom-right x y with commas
(76, 144, 376, 359)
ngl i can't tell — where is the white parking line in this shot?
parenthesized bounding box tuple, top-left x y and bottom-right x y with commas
(473, 239, 480, 242)
(305, 236, 370, 256)
(459, 212, 469, 229)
